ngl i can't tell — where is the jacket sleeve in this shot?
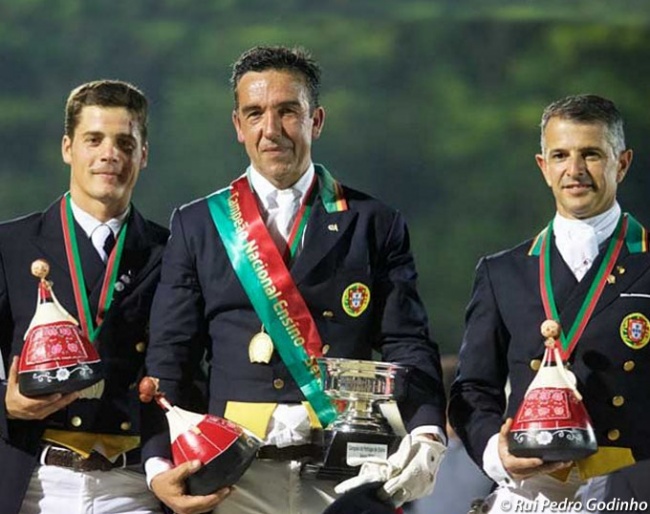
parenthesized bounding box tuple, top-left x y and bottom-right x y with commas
(141, 208, 207, 461)
(374, 210, 446, 433)
(448, 257, 509, 467)
(0, 244, 10, 439)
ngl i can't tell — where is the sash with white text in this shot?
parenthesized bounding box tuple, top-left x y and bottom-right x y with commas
(205, 165, 347, 426)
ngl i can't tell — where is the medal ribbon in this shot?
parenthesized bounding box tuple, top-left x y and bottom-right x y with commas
(539, 214, 627, 359)
(60, 194, 128, 341)
(206, 167, 345, 427)
(283, 175, 317, 261)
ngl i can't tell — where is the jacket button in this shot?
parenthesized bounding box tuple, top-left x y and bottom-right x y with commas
(529, 359, 541, 371)
(623, 360, 635, 372)
(71, 416, 83, 427)
(607, 429, 620, 441)
(273, 378, 284, 390)
(611, 396, 625, 407)
(322, 310, 334, 319)
(322, 344, 330, 355)
(135, 342, 146, 353)
(120, 421, 132, 431)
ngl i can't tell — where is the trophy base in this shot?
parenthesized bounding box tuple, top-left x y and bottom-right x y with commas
(508, 428, 597, 461)
(302, 428, 401, 480)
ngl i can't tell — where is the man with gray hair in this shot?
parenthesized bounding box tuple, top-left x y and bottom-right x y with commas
(449, 94, 650, 511)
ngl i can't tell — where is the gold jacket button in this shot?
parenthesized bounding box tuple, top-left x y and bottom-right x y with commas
(273, 378, 285, 390)
(607, 429, 621, 441)
(322, 310, 334, 319)
(135, 342, 147, 353)
(530, 359, 541, 371)
(71, 416, 83, 428)
(120, 421, 132, 431)
(322, 344, 330, 355)
(612, 396, 625, 407)
(623, 360, 635, 372)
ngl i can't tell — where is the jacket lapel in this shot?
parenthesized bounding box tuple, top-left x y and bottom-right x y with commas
(31, 198, 72, 281)
(31, 198, 105, 320)
(109, 207, 165, 303)
(32, 201, 164, 318)
(290, 197, 357, 285)
(549, 235, 650, 332)
(590, 246, 650, 318)
(529, 232, 618, 337)
(550, 239, 579, 314)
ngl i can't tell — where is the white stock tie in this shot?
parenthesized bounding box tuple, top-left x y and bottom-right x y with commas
(273, 188, 299, 244)
(565, 225, 599, 281)
(90, 224, 114, 263)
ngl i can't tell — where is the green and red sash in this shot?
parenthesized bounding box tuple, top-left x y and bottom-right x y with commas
(206, 165, 347, 427)
(530, 213, 647, 360)
(60, 193, 128, 341)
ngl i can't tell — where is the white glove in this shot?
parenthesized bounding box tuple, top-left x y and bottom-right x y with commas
(334, 434, 446, 507)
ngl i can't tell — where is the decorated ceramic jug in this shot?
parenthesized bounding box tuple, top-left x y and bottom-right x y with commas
(18, 260, 104, 398)
(141, 378, 261, 495)
(508, 321, 597, 461)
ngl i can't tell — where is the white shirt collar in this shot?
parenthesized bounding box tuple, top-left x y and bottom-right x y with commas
(248, 164, 315, 212)
(553, 202, 621, 248)
(69, 198, 129, 238)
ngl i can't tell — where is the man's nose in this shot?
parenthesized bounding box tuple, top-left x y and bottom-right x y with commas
(100, 140, 120, 161)
(263, 112, 282, 139)
(566, 155, 586, 177)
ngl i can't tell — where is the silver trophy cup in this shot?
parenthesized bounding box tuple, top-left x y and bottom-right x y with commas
(302, 357, 404, 480)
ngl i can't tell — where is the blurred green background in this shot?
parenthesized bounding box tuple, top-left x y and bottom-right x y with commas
(1, 0, 649, 354)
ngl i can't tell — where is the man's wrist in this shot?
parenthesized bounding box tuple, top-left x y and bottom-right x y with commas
(410, 425, 447, 445)
(144, 457, 174, 489)
(483, 432, 514, 485)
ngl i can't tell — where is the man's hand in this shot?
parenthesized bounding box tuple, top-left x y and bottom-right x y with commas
(138, 376, 160, 403)
(150, 460, 232, 514)
(499, 418, 572, 480)
(335, 433, 446, 507)
(5, 357, 79, 420)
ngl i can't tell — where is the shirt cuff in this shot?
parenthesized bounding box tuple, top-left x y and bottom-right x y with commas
(482, 432, 514, 486)
(144, 457, 174, 489)
(410, 425, 447, 446)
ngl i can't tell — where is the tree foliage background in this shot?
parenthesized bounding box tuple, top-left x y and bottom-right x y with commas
(1, 0, 649, 354)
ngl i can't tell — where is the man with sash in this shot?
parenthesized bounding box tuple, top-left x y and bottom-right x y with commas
(449, 94, 650, 512)
(0, 80, 171, 513)
(142, 45, 447, 514)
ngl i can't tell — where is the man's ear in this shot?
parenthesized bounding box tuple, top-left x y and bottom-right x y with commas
(616, 149, 633, 184)
(232, 110, 245, 144)
(535, 153, 552, 187)
(140, 142, 149, 169)
(311, 106, 325, 140)
(61, 135, 72, 165)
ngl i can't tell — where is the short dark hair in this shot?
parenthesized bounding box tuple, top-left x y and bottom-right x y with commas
(540, 94, 625, 155)
(65, 80, 148, 140)
(230, 45, 321, 112)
